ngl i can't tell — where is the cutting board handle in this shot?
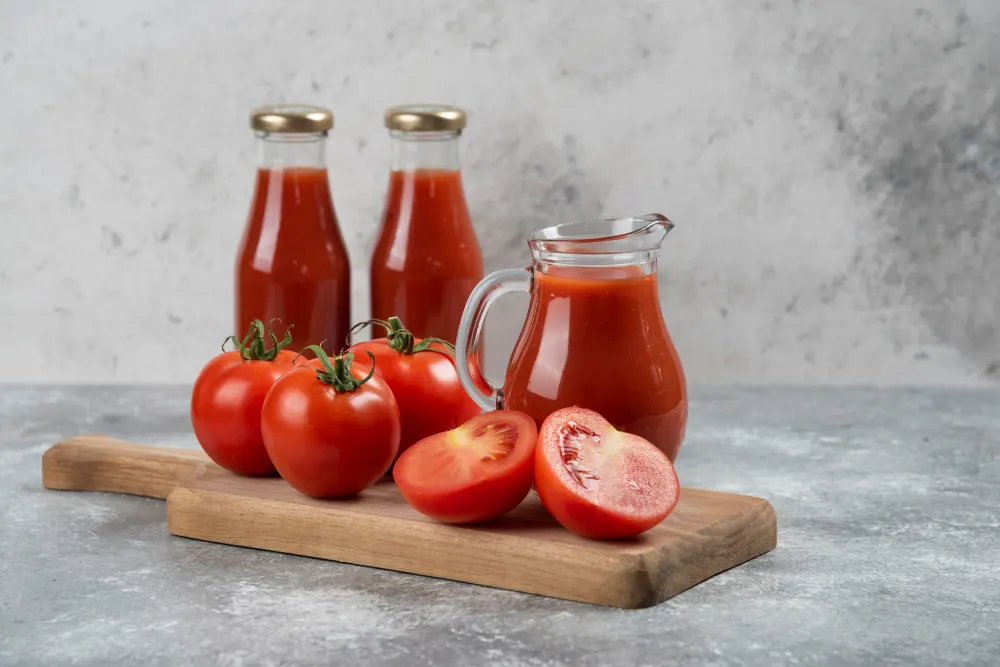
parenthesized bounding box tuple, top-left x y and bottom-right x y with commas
(42, 436, 211, 500)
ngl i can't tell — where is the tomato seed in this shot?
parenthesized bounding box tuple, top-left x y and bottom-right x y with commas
(557, 420, 601, 489)
(475, 421, 518, 462)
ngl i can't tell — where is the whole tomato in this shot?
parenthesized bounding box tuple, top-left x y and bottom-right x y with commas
(191, 320, 302, 476)
(348, 316, 482, 462)
(261, 347, 401, 498)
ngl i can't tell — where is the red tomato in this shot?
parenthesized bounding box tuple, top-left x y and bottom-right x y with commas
(348, 317, 481, 461)
(535, 407, 680, 539)
(191, 321, 302, 476)
(262, 348, 401, 498)
(394, 411, 537, 524)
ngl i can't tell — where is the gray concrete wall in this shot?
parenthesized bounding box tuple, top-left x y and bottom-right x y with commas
(0, 0, 997, 386)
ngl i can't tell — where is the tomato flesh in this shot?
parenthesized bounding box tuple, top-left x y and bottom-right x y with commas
(535, 407, 679, 539)
(394, 411, 537, 524)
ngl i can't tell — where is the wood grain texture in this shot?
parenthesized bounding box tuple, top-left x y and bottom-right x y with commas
(42, 436, 211, 499)
(42, 438, 777, 608)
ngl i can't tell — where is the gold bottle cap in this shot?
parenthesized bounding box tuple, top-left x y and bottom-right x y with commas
(250, 105, 334, 133)
(384, 105, 466, 132)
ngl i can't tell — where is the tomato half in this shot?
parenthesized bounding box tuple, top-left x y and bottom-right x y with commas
(190, 322, 303, 476)
(348, 317, 482, 462)
(393, 411, 537, 524)
(535, 407, 680, 539)
(262, 349, 401, 498)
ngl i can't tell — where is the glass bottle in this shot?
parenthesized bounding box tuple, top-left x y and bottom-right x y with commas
(370, 105, 484, 343)
(235, 105, 350, 351)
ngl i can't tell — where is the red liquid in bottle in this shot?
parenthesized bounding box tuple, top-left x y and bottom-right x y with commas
(236, 167, 350, 350)
(371, 169, 483, 341)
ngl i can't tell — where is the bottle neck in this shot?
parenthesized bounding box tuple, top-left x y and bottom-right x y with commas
(256, 132, 327, 169)
(390, 130, 461, 172)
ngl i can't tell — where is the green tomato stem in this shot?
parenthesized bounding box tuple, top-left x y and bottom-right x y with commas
(301, 345, 376, 392)
(224, 319, 293, 362)
(347, 316, 455, 358)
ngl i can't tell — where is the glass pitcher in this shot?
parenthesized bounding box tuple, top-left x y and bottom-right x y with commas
(455, 214, 687, 461)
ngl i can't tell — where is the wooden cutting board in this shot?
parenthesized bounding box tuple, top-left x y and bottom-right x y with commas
(42, 436, 777, 608)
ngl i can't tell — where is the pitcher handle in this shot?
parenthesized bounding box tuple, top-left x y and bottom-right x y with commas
(455, 267, 533, 412)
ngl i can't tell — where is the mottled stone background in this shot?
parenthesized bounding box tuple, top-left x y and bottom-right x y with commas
(0, 0, 997, 385)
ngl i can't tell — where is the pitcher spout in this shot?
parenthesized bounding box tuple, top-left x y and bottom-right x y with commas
(527, 213, 675, 263)
(625, 213, 674, 252)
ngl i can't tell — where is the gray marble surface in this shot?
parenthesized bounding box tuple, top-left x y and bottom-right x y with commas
(1, 386, 998, 666)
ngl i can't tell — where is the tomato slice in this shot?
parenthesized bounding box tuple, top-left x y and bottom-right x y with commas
(393, 411, 537, 524)
(535, 407, 679, 539)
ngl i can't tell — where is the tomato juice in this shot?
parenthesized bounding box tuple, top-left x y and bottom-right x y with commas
(236, 166, 351, 351)
(371, 169, 483, 342)
(503, 265, 687, 461)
